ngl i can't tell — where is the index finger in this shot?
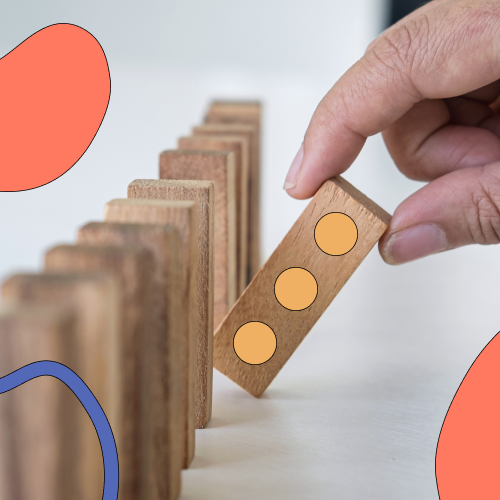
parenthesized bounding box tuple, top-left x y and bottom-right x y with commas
(285, 0, 500, 199)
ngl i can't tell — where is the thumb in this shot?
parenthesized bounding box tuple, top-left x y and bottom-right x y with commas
(379, 162, 500, 265)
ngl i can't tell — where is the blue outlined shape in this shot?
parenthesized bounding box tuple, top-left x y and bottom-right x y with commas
(0, 360, 118, 500)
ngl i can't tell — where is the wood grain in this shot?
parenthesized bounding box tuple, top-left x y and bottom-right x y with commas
(69, 226, 183, 499)
(1, 272, 119, 500)
(206, 101, 261, 122)
(0, 304, 78, 500)
(44, 243, 182, 500)
(103, 199, 198, 463)
(159, 150, 236, 328)
(192, 123, 259, 286)
(127, 180, 214, 429)
(205, 101, 262, 284)
(177, 136, 248, 296)
(213, 176, 391, 397)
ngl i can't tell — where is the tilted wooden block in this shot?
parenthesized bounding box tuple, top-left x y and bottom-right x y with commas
(103, 199, 198, 463)
(213, 176, 391, 397)
(2, 272, 120, 500)
(178, 136, 249, 296)
(0, 304, 78, 500)
(127, 180, 214, 429)
(44, 243, 181, 500)
(160, 150, 236, 328)
(198, 115, 261, 284)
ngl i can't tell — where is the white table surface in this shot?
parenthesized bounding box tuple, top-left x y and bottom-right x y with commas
(180, 240, 499, 499)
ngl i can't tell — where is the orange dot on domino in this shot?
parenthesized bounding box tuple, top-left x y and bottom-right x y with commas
(233, 322, 277, 365)
(274, 267, 318, 311)
(315, 212, 357, 256)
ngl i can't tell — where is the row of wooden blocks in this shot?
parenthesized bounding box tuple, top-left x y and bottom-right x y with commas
(0, 101, 262, 500)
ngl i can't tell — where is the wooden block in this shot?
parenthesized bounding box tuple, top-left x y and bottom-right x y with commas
(72, 224, 184, 497)
(103, 199, 198, 463)
(192, 123, 260, 286)
(159, 150, 236, 328)
(0, 303, 78, 500)
(213, 176, 391, 397)
(205, 101, 262, 282)
(1, 272, 119, 500)
(178, 135, 248, 296)
(127, 180, 214, 429)
(205, 101, 262, 125)
(205, 101, 261, 269)
(44, 243, 181, 500)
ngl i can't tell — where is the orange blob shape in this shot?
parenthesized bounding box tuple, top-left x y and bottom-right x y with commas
(436, 331, 500, 499)
(0, 24, 110, 191)
(274, 267, 318, 311)
(314, 213, 358, 256)
(233, 322, 277, 365)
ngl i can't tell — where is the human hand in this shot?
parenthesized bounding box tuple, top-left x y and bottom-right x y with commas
(284, 0, 500, 264)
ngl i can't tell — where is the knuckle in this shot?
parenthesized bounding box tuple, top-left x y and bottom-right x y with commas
(467, 169, 500, 245)
(340, 18, 430, 122)
(457, 4, 500, 73)
(399, 161, 429, 181)
(368, 14, 431, 83)
(382, 131, 431, 182)
(367, 1, 500, 98)
(391, 153, 426, 181)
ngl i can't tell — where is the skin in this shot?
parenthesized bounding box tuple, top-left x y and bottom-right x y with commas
(284, 0, 500, 264)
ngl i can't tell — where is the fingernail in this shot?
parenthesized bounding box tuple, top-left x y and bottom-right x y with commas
(283, 144, 304, 190)
(383, 224, 448, 265)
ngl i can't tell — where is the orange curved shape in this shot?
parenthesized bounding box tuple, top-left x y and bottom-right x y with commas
(0, 24, 110, 191)
(436, 331, 500, 499)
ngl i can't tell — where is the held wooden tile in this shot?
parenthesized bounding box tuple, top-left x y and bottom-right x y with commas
(195, 122, 260, 284)
(213, 176, 391, 397)
(0, 304, 78, 500)
(70, 226, 183, 499)
(44, 243, 181, 500)
(160, 150, 236, 328)
(178, 136, 248, 297)
(1, 273, 119, 500)
(127, 180, 214, 429)
(104, 199, 198, 464)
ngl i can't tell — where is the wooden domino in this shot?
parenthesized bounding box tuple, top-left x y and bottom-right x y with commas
(1, 272, 119, 500)
(0, 304, 78, 500)
(44, 243, 182, 500)
(102, 199, 198, 463)
(127, 179, 214, 429)
(205, 101, 261, 131)
(68, 227, 184, 497)
(203, 101, 262, 284)
(192, 123, 260, 285)
(177, 135, 249, 296)
(159, 150, 237, 327)
(213, 176, 391, 397)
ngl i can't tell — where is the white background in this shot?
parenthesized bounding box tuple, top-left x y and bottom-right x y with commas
(1, 2, 499, 498)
